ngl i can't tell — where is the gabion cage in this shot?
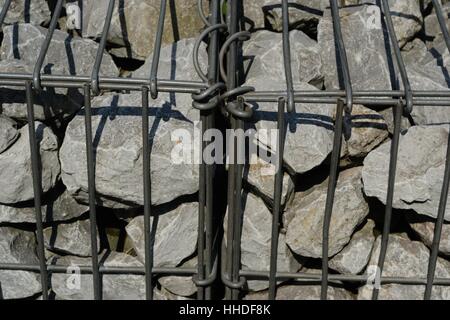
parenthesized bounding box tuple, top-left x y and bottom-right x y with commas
(1, 0, 450, 301)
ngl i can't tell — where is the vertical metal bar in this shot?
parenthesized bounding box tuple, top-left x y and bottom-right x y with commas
(149, 0, 167, 99)
(380, 0, 413, 113)
(321, 99, 344, 300)
(91, 0, 116, 95)
(424, 0, 450, 300)
(0, 0, 12, 27)
(198, 114, 206, 300)
(142, 86, 154, 300)
(32, 0, 64, 91)
(329, 0, 353, 113)
(372, 102, 403, 300)
(25, 81, 49, 300)
(268, 98, 286, 300)
(281, 0, 295, 113)
(83, 84, 102, 300)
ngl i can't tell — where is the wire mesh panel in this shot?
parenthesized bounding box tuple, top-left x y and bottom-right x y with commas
(1, 0, 450, 301)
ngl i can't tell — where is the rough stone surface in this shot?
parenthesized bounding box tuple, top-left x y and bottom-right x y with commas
(44, 219, 100, 257)
(225, 192, 301, 292)
(0, 189, 89, 224)
(424, 3, 450, 44)
(286, 167, 369, 258)
(0, 122, 60, 204)
(158, 257, 197, 297)
(245, 284, 355, 300)
(244, 30, 323, 87)
(75, 0, 206, 60)
(358, 234, 450, 300)
(0, 23, 118, 121)
(133, 38, 208, 123)
(126, 202, 198, 268)
(340, 105, 389, 159)
(0, 227, 41, 299)
(0, 0, 50, 26)
(319, 5, 392, 91)
(0, 115, 18, 154)
(329, 220, 376, 274)
(248, 78, 335, 176)
(60, 92, 199, 208)
(379, 107, 411, 135)
(407, 215, 450, 256)
(362, 125, 450, 221)
(51, 252, 147, 300)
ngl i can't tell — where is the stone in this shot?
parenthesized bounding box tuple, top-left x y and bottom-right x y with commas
(225, 192, 301, 292)
(0, 189, 89, 224)
(362, 125, 450, 221)
(379, 107, 411, 135)
(319, 5, 393, 91)
(0, 122, 60, 204)
(245, 284, 355, 300)
(407, 214, 450, 256)
(358, 234, 450, 300)
(247, 78, 335, 176)
(0, 115, 18, 154)
(76, 0, 206, 60)
(0, 23, 118, 121)
(424, 3, 450, 44)
(51, 251, 147, 300)
(286, 167, 369, 258)
(329, 220, 376, 274)
(60, 92, 199, 208)
(44, 219, 100, 257)
(133, 38, 208, 123)
(0, 0, 50, 26)
(126, 202, 198, 268)
(0, 227, 41, 299)
(340, 105, 389, 159)
(244, 30, 323, 87)
(158, 257, 197, 297)
(244, 153, 295, 207)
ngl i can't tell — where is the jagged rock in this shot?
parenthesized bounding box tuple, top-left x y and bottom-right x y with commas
(60, 92, 199, 208)
(244, 30, 323, 87)
(158, 257, 197, 297)
(0, 115, 18, 154)
(133, 38, 208, 123)
(247, 78, 335, 176)
(0, 23, 118, 121)
(319, 5, 392, 91)
(407, 214, 450, 256)
(402, 39, 433, 67)
(126, 202, 198, 267)
(0, 0, 51, 25)
(225, 192, 301, 292)
(245, 284, 355, 300)
(0, 227, 41, 299)
(358, 234, 450, 300)
(0, 189, 89, 224)
(379, 107, 411, 135)
(44, 219, 100, 257)
(286, 167, 369, 258)
(362, 125, 450, 221)
(340, 105, 389, 159)
(424, 3, 450, 44)
(329, 220, 376, 274)
(75, 0, 206, 60)
(244, 0, 327, 32)
(51, 252, 147, 300)
(0, 122, 60, 204)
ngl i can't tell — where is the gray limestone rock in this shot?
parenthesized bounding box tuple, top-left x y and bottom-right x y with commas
(0, 115, 18, 154)
(286, 167, 369, 258)
(407, 215, 450, 256)
(126, 202, 198, 268)
(158, 257, 197, 297)
(0, 227, 41, 299)
(60, 92, 199, 208)
(358, 234, 450, 300)
(329, 220, 376, 274)
(44, 219, 100, 257)
(0, 122, 60, 204)
(362, 125, 450, 221)
(0, 0, 50, 26)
